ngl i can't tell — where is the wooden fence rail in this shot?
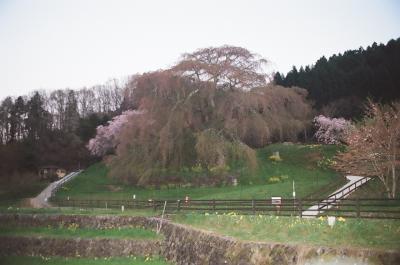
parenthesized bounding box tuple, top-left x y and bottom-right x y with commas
(51, 198, 400, 219)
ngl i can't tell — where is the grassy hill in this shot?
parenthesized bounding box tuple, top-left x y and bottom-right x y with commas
(53, 143, 343, 201)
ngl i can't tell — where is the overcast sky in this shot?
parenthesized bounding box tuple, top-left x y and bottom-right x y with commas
(0, 0, 399, 99)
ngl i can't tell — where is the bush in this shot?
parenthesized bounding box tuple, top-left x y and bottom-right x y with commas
(268, 175, 289, 184)
(268, 176, 281, 183)
(269, 152, 282, 162)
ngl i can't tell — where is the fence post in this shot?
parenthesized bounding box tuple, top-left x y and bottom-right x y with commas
(299, 199, 302, 217)
(177, 200, 181, 212)
(356, 198, 360, 218)
(153, 200, 157, 212)
(252, 200, 255, 215)
(212, 199, 216, 212)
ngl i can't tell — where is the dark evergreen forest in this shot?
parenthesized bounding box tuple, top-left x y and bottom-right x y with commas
(274, 38, 400, 118)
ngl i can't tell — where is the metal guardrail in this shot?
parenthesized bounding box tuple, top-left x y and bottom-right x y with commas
(49, 170, 83, 199)
(51, 197, 400, 219)
(328, 177, 369, 202)
(313, 177, 370, 213)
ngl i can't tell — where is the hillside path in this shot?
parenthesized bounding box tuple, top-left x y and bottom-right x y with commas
(29, 171, 81, 208)
(302, 175, 370, 218)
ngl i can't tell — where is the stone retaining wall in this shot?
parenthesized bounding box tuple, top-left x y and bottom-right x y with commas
(0, 236, 160, 257)
(1, 214, 399, 265)
(0, 213, 150, 228)
(157, 219, 400, 265)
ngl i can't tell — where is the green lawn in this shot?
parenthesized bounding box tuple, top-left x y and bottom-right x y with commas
(0, 256, 171, 265)
(172, 213, 400, 250)
(0, 225, 160, 240)
(53, 144, 343, 201)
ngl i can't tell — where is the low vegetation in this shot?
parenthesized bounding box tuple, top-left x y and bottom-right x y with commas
(172, 213, 400, 250)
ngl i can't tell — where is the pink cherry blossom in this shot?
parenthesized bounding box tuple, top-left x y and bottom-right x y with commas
(313, 115, 353, 144)
(87, 110, 142, 156)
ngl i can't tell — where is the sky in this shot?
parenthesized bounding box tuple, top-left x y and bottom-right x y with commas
(0, 0, 399, 99)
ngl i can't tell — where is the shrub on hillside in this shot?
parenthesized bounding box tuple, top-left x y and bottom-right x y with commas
(268, 175, 289, 184)
(269, 152, 282, 162)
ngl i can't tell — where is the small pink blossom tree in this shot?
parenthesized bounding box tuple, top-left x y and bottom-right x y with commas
(87, 110, 141, 156)
(313, 115, 353, 144)
(333, 101, 400, 198)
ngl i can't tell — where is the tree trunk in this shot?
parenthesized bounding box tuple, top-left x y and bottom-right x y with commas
(380, 175, 393, 199)
(392, 164, 396, 198)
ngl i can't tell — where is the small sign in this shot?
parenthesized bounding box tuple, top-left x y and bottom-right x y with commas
(271, 197, 282, 205)
(232, 178, 238, 186)
(328, 216, 336, 227)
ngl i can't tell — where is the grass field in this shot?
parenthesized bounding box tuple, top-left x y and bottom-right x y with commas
(0, 225, 160, 240)
(53, 144, 343, 201)
(172, 213, 400, 250)
(0, 256, 171, 265)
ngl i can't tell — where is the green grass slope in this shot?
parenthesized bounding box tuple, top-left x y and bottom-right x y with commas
(54, 144, 343, 200)
(173, 213, 400, 250)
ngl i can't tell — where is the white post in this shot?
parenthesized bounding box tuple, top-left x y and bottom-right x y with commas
(157, 201, 167, 234)
(292, 180, 296, 214)
(292, 180, 296, 199)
